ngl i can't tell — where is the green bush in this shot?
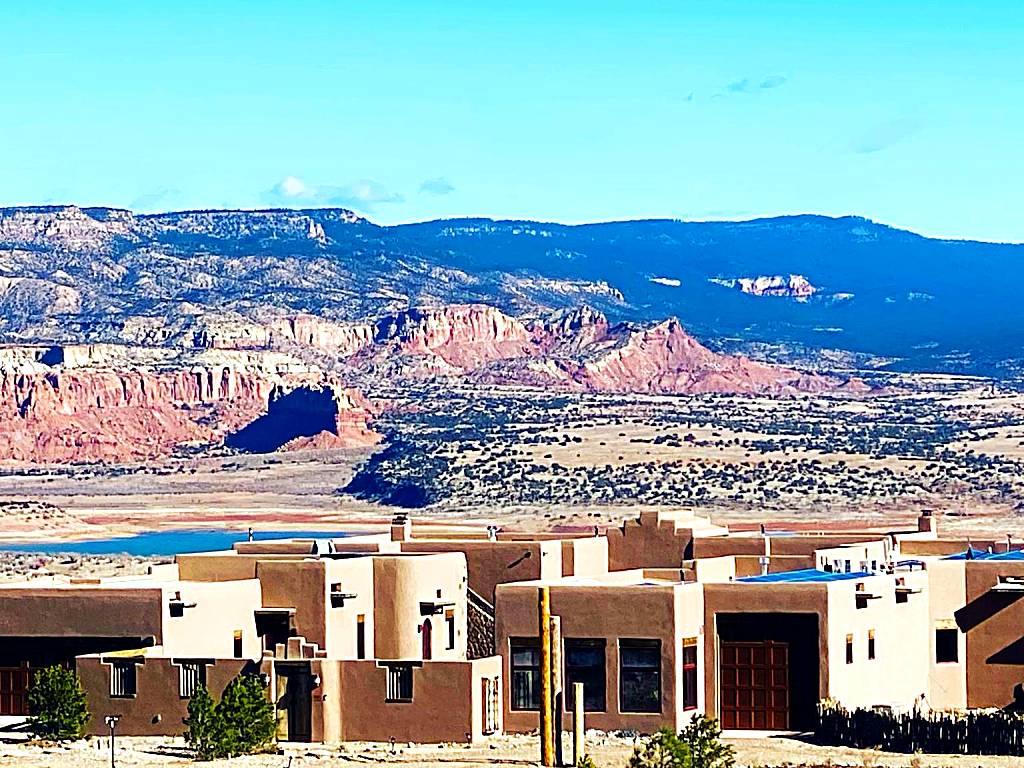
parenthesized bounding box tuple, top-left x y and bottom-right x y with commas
(679, 716, 734, 768)
(628, 727, 691, 768)
(577, 755, 599, 768)
(627, 718, 734, 768)
(27, 665, 90, 741)
(185, 676, 276, 760)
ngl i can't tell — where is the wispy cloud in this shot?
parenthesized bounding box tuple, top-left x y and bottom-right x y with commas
(267, 176, 404, 210)
(419, 177, 455, 196)
(851, 117, 922, 154)
(759, 75, 787, 89)
(720, 75, 788, 96)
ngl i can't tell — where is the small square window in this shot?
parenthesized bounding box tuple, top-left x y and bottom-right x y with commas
(386, 665, 413, 702)
(109, 660, 137, 698)
(936, 628, 959, 663)
(177, 661, 207, 699)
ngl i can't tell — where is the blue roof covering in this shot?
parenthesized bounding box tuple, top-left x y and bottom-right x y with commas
(737, 568, 872, 584)
(943, 549, 1024, 561)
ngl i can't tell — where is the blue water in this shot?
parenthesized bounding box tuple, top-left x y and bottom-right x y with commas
(0, 529, 353, 556)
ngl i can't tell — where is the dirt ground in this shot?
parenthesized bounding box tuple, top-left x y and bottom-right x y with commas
(2, 732, 1023, 768)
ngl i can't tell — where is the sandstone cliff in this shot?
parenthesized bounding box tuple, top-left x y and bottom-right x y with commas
(0, 366, 378, 463)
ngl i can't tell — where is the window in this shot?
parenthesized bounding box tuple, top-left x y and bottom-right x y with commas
(446, 610, 456, 650)
(482, 676, 500, 734)
(896, 577, 909, 604)
(867, 630, 876, 661)
(176, 661, 207, 699)
(386, 664, 413, 702)
(682, 638, 698, 711)
(356, 615, 366, 660)
(619, 639, 661, 713)
(936, 628, 959, 663)
(510, 637, 540, 711)
(233, 630, 243, 659)
(845, 634, 854, 664)
(565, 639, 606, 712)
(109, 660, 137, 698)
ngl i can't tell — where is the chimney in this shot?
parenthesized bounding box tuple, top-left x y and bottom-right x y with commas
(390, 514, 412, 542)
(759, 528, 771, 576)
(917, 510, 937, 534)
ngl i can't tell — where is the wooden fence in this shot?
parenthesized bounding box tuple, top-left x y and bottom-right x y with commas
(817, 700, 1024, 756)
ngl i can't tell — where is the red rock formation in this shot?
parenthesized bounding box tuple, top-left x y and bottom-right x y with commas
(0, 368, 378, 463)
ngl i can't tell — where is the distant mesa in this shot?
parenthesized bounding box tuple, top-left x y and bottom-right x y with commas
(710, 274, 818, 300)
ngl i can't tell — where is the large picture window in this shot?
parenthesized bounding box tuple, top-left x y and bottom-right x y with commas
(565, 638, 606, 712)
(619, 639, 661, 713)
(510, 637, 540, 711)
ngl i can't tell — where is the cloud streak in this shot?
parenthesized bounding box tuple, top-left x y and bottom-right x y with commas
(267, 176, 404, 210)
(722, 75, 788, 95)
(419, 177, 455, 195)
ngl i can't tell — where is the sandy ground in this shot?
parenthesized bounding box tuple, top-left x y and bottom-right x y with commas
(3, 732, 1023, 768)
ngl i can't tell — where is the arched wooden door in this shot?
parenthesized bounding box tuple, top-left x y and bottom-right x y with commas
(422, 619, 433, 660)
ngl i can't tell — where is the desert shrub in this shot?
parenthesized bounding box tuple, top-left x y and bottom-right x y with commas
(577, 754, 599, 768)
(679, 716, 734, 768)
(28, 665, 90, 741)
(185, 676, 276, 760)
(628, 727, 691, 768)
(627, 718, 734, 768)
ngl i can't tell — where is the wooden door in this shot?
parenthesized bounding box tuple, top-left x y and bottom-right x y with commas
(0, 667, 30, 716)
(719, 640, 789, 730)
(422, 619, 433, 660)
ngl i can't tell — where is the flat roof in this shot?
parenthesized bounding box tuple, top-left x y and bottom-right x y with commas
(943, 549, 1024, 561)
(737, 568, 872, 584)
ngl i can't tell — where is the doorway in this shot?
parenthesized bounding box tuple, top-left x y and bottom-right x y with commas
(422, 619, 433, 660)
(276, 662, 314, 742)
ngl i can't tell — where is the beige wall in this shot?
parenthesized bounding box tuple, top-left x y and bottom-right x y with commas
(608, 515, 695, 571)
(334, 658, 501, 743)
(373, 554, 467, 661)
(78, 656, 250, 737)
(160, 581, 262, 659)
(323, 558, 376, 659)
(495, 580, 688, 733)
(927, 561, 968, 709)
(259, 559, 329, 651)
(562, 537, 609, 578)
(400, 541, 561, 602)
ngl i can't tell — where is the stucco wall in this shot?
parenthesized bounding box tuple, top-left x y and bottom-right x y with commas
(495, 581, 684, 733)
(160, 580, 262, 659)
(961, 560, 1024, 708)
(78, 656, 250, 737)
(336, 657, 501, 743)
(373, 554, 468, 661)
(927, 560, 968, 709)
(0, 587, 164, 641)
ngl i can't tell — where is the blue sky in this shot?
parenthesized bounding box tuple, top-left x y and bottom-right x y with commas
(2, 1, 1022, 241)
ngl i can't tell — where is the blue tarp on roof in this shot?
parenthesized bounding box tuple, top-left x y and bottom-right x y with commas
(737, 568, 872, 584)
(943, 549, 1024, 561)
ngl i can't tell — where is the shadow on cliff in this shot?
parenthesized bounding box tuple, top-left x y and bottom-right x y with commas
(226, 386, 337, 453)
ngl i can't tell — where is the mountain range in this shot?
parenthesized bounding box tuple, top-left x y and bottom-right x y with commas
(2, 205, 1022, 373)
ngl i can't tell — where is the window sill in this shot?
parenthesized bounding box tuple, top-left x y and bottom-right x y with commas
(385, 698, 413, 704)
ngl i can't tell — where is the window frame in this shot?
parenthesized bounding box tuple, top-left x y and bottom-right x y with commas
(681, 638, 698, 711)
(385, 664, 414, 703)
(174, 659, 209, 699)
(446, 609, 456, 651)
(618, 638, 661, 714)
(845, 634, 854, 664)
(867, 630, 876, 661)
(564, 638, 607, 713)
(509, 637, 541, 711)
(107, 659, 139, 699)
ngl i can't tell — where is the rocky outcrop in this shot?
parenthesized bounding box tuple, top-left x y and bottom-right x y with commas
(710, 274, 818, 300)
(0, 367, 378, 463)
(352, 304, 837, 395)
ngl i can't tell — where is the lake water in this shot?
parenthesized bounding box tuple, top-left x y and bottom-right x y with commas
(0, 529, 354, 556)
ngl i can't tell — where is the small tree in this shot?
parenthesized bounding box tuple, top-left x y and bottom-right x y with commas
(185, 675, 276, 760)
(679, 716, 734, 768)
(184, 685, 222, 760)
(217, 675, 276, 756)
(628, 727, 691, 768)
(27, 665, 90, 741)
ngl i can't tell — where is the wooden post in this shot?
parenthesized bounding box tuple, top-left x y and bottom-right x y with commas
(572, 681, 585, 766)
(550, 616, 563, 766)
(539, 587, 554, 767)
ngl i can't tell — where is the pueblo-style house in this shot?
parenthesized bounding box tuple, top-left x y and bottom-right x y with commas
(0, 510, 1022, 741)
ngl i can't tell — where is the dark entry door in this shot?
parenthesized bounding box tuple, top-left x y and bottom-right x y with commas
(422, 619, 432, 660)
(0, 666, 30, 716)
(719, 640, 789, 729)
(277, 663, 314, 742)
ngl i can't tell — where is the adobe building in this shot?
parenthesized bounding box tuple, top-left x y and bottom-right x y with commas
(1, 509, 1024, 743)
